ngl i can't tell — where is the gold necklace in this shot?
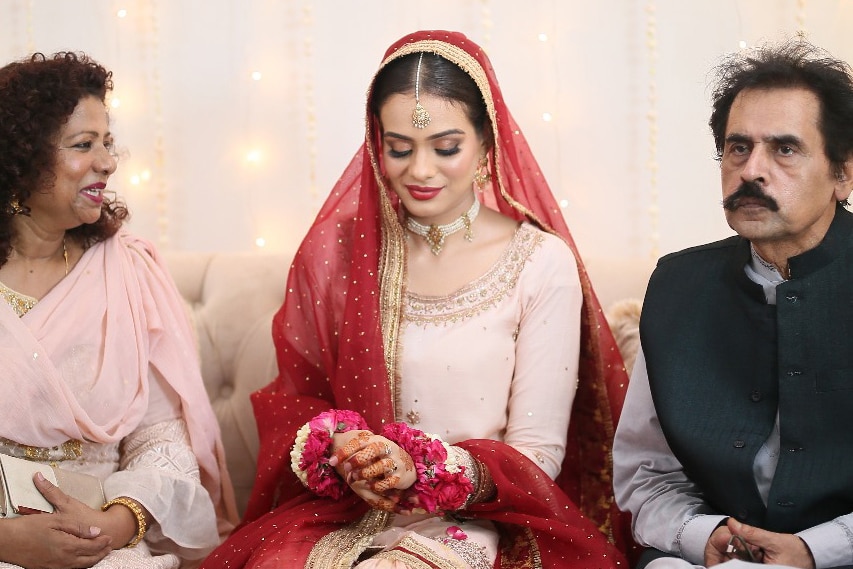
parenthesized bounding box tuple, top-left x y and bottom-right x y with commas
(11, 237, 68, 275)
(406, 199, 480, 255)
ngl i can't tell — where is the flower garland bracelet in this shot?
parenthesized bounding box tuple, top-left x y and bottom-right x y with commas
(292, 410, 474, 513)
(380, 422, 473, 514)
(290, 409, 368, 500)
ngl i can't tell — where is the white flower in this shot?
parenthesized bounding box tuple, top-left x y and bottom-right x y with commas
(290, 422, 313, 486)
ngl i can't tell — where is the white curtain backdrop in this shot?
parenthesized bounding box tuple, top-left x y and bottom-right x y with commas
(1, 0, 851, 262)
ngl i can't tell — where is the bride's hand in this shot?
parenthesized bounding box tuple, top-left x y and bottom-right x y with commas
(330, 432, 416, 511)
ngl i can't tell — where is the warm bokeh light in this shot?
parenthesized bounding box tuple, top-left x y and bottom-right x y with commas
(251, 71, 262, 81)
(538, 33, 548, 42)
(116, 8, 127, 18)
(255, 237, 266, 248)
(542, 112, 553, 122)
(246, 150, 262, 163)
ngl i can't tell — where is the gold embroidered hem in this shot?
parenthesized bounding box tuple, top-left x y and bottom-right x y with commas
(370, 535, 468, 569)
(0, 437, 83, 462)
(0, 281, 37, 317)
(403, 224, 543, 326)
(499, 527, 543, 569)
(305, 509, 391, 569)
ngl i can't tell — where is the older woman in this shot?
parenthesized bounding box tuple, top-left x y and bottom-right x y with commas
(0, 52, 236, 568)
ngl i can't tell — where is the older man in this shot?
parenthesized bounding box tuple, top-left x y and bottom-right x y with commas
(613, 40, 853, 569)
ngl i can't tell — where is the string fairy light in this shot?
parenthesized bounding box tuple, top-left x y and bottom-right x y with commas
(646, 0, 660, 259)
(795, 0, 807, 37)
(25, 0, 34, 53)
(480, 0, 492, 51)
(302, 1, 318, 200)
(143, 0, 169, 247)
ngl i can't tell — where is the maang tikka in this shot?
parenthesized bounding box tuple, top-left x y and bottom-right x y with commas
(412, 53, 431, 129)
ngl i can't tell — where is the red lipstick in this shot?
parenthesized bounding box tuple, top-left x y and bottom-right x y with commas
(406, 185, 442, 201)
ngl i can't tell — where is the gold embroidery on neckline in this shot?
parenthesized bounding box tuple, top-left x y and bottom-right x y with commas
(0, 280, 37, 317)
(403, 224, 543, 326)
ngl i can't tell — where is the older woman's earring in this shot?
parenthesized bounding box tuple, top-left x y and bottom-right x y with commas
(7, 198, 23, 216)
(412, 53, 431, 129)
(473, 156, 491, 189)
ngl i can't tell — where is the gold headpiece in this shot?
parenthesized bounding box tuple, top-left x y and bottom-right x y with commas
(412, 53, 431, 129)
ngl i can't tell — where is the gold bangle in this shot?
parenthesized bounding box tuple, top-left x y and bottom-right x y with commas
(102, 497, 147, 548)
(471, 459, 495, 504)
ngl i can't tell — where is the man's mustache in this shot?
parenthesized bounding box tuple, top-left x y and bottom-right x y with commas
(722, 181, 779, 212)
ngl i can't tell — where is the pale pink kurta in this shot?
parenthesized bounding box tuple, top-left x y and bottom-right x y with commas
(397, 223, 581, 476)
(361, 223, 582, 567)
(0, 230, 236, 568)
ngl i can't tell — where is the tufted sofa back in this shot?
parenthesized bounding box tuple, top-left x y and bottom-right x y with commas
(164, 251, 290, 516)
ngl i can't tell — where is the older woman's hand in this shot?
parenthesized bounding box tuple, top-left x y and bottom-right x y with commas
(330, 431, 417, 512)
(0, 474, 112, 568)
(28, 472, 142, 550)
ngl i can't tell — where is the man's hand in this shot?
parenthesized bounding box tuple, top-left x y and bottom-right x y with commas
(705, 518, 815, 568)
(727, 519, 815, 568)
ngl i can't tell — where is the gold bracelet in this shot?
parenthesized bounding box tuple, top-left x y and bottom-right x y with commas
(102, 497, 147, 548)
(471, 459, 496, 504)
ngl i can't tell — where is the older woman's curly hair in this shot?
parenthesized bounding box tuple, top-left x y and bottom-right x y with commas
(0, 51, 129, 267)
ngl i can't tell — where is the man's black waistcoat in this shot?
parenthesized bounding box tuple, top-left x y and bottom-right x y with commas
(640, 206, 853, 532)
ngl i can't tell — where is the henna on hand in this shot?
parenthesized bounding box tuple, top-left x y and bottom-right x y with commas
(331, 431, 373, 466)
(358, 457, 397, 480)
(346, 441, 392, 469)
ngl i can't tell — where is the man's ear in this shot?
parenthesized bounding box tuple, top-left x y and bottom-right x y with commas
(834, 159, 853, 203)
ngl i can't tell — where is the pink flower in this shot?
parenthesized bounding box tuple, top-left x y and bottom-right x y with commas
(292, 409, 370, 500)
(433, 470, 473, 510)
(300, 430, 331, 464)
(380, 422, 472, 514)
(446, 526, 468, 540)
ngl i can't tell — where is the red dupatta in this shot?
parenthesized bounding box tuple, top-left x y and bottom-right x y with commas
(207, 30, 634, 569)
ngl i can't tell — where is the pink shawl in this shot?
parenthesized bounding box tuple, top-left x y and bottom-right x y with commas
(0, 231, 238, 530)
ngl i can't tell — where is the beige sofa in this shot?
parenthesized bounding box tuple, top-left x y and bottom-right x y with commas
(164, 251, 654, 517)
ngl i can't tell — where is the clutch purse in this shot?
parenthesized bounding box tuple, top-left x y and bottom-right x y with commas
(0, 453, 105, 517)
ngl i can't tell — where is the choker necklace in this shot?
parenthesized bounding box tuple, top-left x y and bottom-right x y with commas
(406, 199, 480, 255)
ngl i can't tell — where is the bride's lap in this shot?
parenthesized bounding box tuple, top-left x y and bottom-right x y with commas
(356, 517, 497, 569)
(355, 531, 477, 569)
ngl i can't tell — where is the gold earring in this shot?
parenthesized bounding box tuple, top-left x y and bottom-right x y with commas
(7, 198, 23, 216)
(473, 155, 491, 188)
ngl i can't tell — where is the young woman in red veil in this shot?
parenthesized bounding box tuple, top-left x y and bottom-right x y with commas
(202, 30, 634, 569)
